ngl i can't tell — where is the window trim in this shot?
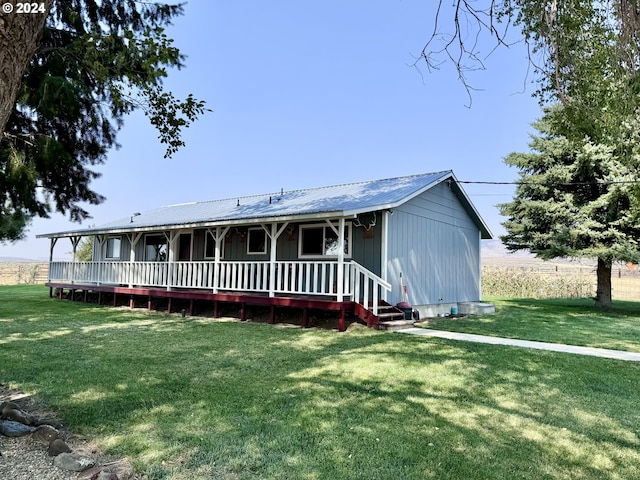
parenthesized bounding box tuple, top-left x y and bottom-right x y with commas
(298, 222, 352, 259)
(247, 227, 268, 255)
(105, 236, 121, 260)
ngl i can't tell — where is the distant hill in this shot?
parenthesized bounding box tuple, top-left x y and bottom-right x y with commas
(481, 239, 533, 259)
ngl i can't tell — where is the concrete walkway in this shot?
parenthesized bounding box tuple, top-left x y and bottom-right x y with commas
(399, 328, 640, 362)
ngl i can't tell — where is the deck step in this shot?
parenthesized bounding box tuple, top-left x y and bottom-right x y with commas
(376, 311, 406, 320)
(378, 319, 416, 331)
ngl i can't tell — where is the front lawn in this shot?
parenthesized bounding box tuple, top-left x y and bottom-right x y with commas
(1, 286, 639, 479)
(419, 297, 640, 352)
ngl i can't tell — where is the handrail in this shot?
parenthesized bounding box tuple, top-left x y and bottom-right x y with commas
(48, 259, 391, 315)
(349, 262, 391, 315)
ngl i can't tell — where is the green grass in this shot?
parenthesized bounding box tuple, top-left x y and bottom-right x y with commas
(420, 297, 640, 352)
(1, 285, 640, 479)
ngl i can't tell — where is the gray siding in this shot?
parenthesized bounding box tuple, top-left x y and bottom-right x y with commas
(350, 218, 382, 274)
(92, 223, 374, 264)
(386, 182, 481, 306)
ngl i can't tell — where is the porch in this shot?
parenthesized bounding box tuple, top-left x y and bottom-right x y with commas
(46, 259, 401, 330)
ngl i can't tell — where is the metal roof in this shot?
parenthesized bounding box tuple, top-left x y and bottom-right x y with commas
(38, 171, 492, 238)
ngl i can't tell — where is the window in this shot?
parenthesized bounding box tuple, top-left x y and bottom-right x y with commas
(299, 223, 351, 258)
(178, 233, 192, 261)
(204, 231, 225, 259)
(105, 236, 121, 259)
(145, 234, 167, 261)
(247, 228, 267, 255)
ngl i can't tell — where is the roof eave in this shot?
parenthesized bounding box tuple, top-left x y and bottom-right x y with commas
(36, 210, 350, 239)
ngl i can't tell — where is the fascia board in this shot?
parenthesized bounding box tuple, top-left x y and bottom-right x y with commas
(36, 210, 348, 239)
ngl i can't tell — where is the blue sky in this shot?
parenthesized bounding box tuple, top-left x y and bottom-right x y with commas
(3, 0, 543, 260)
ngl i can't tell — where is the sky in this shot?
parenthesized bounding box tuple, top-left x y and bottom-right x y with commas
(2, 0, 544, 260)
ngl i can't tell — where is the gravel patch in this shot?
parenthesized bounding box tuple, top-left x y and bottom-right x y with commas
(1, 384, 135, 480)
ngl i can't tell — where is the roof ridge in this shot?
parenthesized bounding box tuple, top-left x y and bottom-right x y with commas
(162, 171, 452, 208)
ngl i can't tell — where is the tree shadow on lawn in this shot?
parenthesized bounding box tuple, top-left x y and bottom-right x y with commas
(420, 297, 640, 352)
(3, 316, 638, 480)
(1, 288, 639, 479)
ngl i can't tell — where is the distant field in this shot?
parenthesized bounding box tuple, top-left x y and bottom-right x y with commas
(2, 257, 639, 300)
(482, 255, 640, 301)
(0, 262, 48, 285)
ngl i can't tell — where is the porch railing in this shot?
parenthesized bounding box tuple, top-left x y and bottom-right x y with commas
(48, 260, 391, 315)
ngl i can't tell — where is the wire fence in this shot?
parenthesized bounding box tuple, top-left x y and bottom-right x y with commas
(482, 260, 640, 301)
(3, 260, 639, 302)
(0, 263, 49, 285)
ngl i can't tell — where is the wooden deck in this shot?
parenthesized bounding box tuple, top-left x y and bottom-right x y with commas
(46, 281, 370, 331)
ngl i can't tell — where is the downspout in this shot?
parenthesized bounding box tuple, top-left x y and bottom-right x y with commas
(381, 210, 389, 302)
(478, 230, 482, 301)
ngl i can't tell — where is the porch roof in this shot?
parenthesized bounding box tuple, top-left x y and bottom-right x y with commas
(38, 170, 492, 239)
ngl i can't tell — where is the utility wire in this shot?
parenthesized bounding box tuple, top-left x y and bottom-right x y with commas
(458, 180, 640, 186)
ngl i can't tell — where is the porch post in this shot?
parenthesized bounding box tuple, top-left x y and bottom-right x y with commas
(268, 223, 278, 297)
(212, 226, 230, 293)
(48, 238, 57, 283)
(128, 232, 142, 288)
(69, 236, 81, 285)
(265, 222, 288, 298)
(336, 217, 345, 302)
(213, 227, 221, 293)
(96, 235, 107, 286)
(167, 231, 179, 291)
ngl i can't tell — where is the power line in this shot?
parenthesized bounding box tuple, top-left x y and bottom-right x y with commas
(458, 179, 640, 186)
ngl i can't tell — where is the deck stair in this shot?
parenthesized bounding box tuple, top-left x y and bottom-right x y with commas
(359, 301, 415, 330)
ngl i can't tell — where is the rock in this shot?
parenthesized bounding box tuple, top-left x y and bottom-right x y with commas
(0, 401, 20, 413)
(346, 321, 366, 331)
(47, 438, 72, 456)
(79, 466, 122, 480)
(78, 460, 133, 480)
(37, 417, 64, 429)
(109, 460, 134, 479)
(0, 402, 36, 425)
(3, 407, 36, 425)
(0, 419, 35, 437)
(31, 424, 59, 444)
(97, 471, 120, 480)
(53, 451, 95, 472)
(78, 466, 104, 479)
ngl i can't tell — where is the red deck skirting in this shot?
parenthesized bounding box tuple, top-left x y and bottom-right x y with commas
(46, 282, 357, 331)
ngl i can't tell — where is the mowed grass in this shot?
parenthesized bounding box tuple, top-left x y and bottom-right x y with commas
(420, 297, 640, 352)
(1, 286, 639, 479)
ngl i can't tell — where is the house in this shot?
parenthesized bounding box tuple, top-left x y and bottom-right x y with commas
(38, 171, 493, 330)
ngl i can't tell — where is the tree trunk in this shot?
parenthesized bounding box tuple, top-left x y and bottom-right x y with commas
(0, 0, 53, 136)
(594, 257, 612, 309)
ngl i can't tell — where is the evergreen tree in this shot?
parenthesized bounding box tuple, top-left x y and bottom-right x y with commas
(0, 1, 207, 242)
(499, 105, 640, 308)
